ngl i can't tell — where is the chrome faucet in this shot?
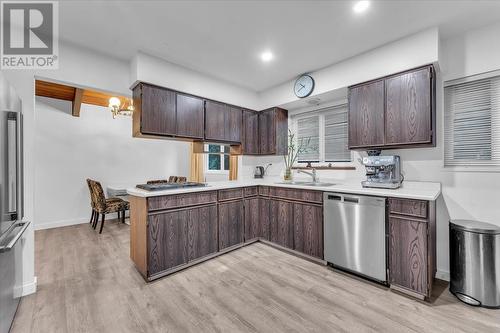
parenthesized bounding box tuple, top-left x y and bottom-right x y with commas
(297, 168, 318, 183)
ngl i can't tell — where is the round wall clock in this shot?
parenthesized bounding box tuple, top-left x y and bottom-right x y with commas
(294, 74, 315, 98)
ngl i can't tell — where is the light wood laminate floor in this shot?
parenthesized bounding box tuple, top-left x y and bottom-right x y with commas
(11, 220, 500, 333)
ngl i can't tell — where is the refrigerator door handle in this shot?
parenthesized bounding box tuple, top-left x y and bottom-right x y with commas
(0, 221, 30, 253)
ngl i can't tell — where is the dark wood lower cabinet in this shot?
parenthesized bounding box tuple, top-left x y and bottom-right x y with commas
(269, 199, 294, 249)
(389, 216, 428, 295)
(244, 197, 270, 241)
(293, 203, 323, 259)
(148, 210, 188, 276)
(187, 204, 218, 261)
(219, 200, 244, 250)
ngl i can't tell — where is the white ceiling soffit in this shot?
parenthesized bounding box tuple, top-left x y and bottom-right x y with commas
(59, 1, 500, 92)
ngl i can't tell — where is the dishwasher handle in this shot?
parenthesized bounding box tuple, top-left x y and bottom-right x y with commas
(325, 193, 385, 207)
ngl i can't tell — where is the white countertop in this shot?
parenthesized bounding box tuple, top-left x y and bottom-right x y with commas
(127, 178, 441, 201)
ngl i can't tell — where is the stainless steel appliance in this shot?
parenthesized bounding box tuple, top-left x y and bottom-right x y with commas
(0, 76, 29, 333)
(324, 192, 387, 283)
(361, 154, 402, 189)
(449, 219, 500, 308)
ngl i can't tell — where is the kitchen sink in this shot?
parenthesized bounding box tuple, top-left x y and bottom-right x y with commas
(275, 181, 336, 187)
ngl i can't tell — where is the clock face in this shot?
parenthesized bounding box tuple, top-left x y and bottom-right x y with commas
(294, 75, 315, 98)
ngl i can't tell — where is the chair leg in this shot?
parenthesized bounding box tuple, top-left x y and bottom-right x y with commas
(121, 209, 125, 223)
(117, 210, 121, 220)
(92, 211, 99, 229)
(90, 210, 95, 224)
(99, 213, 105, 234)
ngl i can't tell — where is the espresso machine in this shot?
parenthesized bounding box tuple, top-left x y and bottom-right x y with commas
(361, 152, 403, 189)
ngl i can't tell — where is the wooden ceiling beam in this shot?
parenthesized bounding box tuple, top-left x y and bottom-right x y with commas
(72, 88, 84, 117)
(35, 79, 131, 117)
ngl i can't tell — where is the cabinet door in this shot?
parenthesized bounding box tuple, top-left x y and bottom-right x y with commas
(259, 109, 276, 155)
(141, 84, 177, 136)
(389, 216, 428, 296)
(148, 210, 188, 275)
(242, 110, 259, 154)
(348, 80, 385, 148)
(219, 200, 244, 250)
(244, 197, 260, 241)
(259, 197, 270, 240)
(293, 203, 323, 259)
(205, 100, 228, 141)
(187, 204, 218, 261)
(269, 199, 294, 249)
(176, 93, 204, 139)
(227, 106, 242, 143)
(385, 67, 432, 145)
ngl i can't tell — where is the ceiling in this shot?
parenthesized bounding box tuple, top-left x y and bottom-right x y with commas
(59, 1, 500, 92)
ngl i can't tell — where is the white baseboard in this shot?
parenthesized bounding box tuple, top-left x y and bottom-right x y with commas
(14, 276, 37, 297)
(34, 212, 127, 231)
(34, 217, 89, 230)
(436, 270, 450, 281)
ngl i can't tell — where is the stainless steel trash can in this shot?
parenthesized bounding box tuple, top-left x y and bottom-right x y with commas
(449, 219, 500, 308)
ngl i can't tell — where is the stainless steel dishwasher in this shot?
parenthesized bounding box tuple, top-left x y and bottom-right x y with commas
(324, 193, 387, 283)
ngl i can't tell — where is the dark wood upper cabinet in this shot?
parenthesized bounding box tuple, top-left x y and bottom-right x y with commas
(140, 84, 177, 136)
(205, 101, 242, 143)
(385, 67, 433, 146)
(228, 105, 242, 143)
(348, 65, 435, 150)
(348, 79, 385, 148)
(176, 93, 204, 139)
(218, 200, 244, 250)
(205, 100, 227, 141)
(132, 81, 287, 149)
(259, 108, 288, 155)
(242, 110, 259, 154)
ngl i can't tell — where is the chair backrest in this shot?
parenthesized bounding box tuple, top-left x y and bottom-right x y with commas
(86, 179, 95, 209)
(88, 179, 106, 212)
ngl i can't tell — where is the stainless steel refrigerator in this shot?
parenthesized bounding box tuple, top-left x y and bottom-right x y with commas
(0, 76, 30, 333)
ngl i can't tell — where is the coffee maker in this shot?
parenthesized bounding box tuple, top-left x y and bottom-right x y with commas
(361, 151, 403, 189)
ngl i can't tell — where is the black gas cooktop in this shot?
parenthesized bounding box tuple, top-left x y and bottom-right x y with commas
(136, 182, 208, 192)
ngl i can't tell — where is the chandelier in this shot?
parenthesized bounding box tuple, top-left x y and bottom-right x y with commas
(109, 97, 134, 118)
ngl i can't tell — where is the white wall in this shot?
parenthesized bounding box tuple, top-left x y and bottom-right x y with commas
(132, 52, 261, 110)
(1, 41, 134, 295)
(258, 28, 439, 109)
(34, 97, 189, 229)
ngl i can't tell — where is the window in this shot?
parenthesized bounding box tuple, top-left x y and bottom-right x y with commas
(444, 73, 500, 167)
(293, 104, 351, 164)
(206, 144, 229, 172)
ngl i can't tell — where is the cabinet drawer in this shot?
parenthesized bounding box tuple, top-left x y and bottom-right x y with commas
(244, 186, 258, 197)
(258, 186, 270, 196)
(389, 198, 428, 219)
(148, 191, 218, 211)
(218, 188, 244, 201)
(269, 187, 323, 204)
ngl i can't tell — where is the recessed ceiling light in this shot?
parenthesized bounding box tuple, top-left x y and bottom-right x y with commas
(260, 51, 274, 62)
(353, 0, 370, 13)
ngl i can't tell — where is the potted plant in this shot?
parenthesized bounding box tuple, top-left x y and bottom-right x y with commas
(283, 130, 316, 181)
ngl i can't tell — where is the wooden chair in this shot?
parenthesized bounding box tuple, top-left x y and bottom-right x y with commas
(86, 179, 124, 225)
(87, 179, 129, 234)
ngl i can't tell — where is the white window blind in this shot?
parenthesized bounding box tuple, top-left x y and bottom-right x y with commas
(324, 105, 350, 162)
(444, 75, 500, 166)
(297, 116, 320, 162)
(294, 104, 351, 163)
